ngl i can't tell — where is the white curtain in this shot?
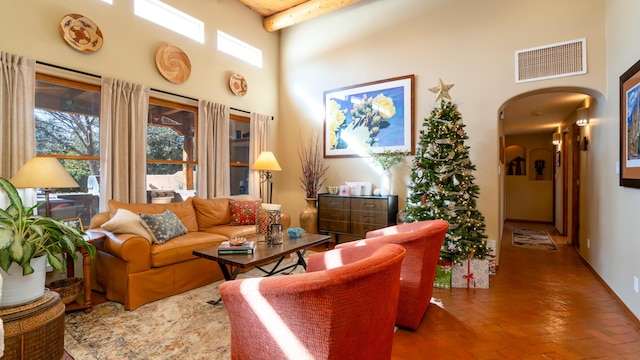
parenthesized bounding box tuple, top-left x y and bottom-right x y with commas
(248, 113, 271, 201)
(99, 77, 149, 210)
(0, 52, 35, 179)
(197, 100, 230, 198)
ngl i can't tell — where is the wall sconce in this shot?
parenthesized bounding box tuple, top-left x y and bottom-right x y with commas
(552, 133, 561, 145)
(576, 107, 589, 126)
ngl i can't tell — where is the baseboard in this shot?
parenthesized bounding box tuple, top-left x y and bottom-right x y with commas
(505, 218, 553, 224)
(576, 250, 640, 327)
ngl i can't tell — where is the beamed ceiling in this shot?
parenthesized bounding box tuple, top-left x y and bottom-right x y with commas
(235, 0, 361, 32)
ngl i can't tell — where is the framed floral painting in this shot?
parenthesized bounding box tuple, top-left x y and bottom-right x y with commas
(323, 75, 414, 158)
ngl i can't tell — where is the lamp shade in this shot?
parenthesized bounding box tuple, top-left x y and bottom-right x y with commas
(552, 133, 561, 146)
(11, 157, 80, 189)
(252, 151, 282, 171)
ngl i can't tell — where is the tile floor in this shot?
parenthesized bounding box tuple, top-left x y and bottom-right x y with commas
(391, 221, 640, 359)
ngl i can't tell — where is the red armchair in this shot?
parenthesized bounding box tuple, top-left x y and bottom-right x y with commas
(219, 244, 406, 360)
(326, 220, 449, 330)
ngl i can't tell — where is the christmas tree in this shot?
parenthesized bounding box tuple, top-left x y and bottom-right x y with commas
(404, 79, 488, 264)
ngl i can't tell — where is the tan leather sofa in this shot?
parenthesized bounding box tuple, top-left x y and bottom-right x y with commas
(89, 196, 290, 310)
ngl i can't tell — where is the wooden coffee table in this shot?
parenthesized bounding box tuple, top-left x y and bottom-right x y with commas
(193, 233, 331, 304)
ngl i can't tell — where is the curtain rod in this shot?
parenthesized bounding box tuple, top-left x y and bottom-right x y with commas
(230, 107, 274, 121)
(37, 61, 273, 119)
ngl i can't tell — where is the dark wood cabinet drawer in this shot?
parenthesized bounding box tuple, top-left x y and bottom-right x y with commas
(318, 196, 350, 210)
(350, 211, 388, 225)
(319, 208, 350, 221)
(317, 194, 397, 244)
(351, 222, 387, 236)
(351, 198, 387, 212)
(319, 219, 350, 233)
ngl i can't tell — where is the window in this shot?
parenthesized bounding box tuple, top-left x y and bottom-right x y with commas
(134, 0, 205, 43)
(217, 30, 263, 68)
(35, 74, 101, 225)
(146, 98, 197, 194)
(230, 114, 250, 195)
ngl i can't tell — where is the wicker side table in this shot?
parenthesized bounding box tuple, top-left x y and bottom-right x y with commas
(0, 290, 65, 360)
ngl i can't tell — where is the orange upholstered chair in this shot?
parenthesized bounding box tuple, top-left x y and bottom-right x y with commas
(328, 220, 449, 330)
(219, 244, 406, 360)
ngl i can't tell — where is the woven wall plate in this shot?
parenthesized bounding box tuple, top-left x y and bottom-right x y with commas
(229, 73, 248, 96)
(155, 43, 191, 84)
(59, 14, 103, 53)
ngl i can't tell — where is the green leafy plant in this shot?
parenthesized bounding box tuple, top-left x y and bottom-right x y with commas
(0, 177, 96, 275)
(369, 149, 410, 171)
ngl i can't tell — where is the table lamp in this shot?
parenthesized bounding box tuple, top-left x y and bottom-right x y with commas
(10, 157, 80, 217)
(252, 151, 281, 204)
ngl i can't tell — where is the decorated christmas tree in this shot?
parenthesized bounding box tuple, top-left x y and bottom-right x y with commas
(404, 79, 488, 264)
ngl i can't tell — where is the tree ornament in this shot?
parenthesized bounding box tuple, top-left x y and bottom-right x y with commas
(428, 78, 455, 102)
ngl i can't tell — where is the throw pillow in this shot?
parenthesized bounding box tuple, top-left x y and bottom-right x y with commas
(229, 199, 262, 226)
(101, 209, 153, 243)
(139, 210, 188, 244)
(108, 197, 198, 232)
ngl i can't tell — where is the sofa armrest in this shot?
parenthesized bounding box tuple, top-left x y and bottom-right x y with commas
(90, 211, 111, 229)
(94, 232, 152, 273)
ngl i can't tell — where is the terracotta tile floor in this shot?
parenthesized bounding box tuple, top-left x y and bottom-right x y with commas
(391, 222, 640, 359)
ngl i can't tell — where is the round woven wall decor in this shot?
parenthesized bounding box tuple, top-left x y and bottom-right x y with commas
(59, 14, 104, 53)
(155, 43, 192, 84)
(229, 73, 248, 96)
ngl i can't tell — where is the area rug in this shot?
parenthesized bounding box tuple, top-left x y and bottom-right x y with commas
(64, 256, 308, 360)
(512, 228, 557, 251)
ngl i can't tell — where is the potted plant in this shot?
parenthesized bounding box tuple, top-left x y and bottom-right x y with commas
(298, 133, 329, 233)
(0, 177, 96, 306)
(369, 149, 409, 195)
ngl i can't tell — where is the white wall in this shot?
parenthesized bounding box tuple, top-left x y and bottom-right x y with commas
(0, 0, 279, 116)
(277, 0, 606, 260)
(589, 0, 640, 318)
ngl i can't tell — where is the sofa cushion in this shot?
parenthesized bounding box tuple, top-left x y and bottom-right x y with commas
(139, 210, 188, 244)
(202, 224, 257, 239)
(192, 197, 231, 230)
(229, 199, 261, 225)
(150, 232, 228, 267)
(108, 197, 198, 232)
(100, 208, 153, 243)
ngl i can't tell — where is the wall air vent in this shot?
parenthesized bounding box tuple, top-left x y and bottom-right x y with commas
(515, 38, 586, 83)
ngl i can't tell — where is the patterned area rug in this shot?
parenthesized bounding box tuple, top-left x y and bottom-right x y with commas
(512, 228, 558, 251)
(64, 255, 308, 360)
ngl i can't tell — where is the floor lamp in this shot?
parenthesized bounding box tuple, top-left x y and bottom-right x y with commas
(252, 151, 281, 204)
(10, 157, 80, 217)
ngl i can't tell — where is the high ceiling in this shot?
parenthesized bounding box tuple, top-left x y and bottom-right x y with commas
(235, 0, 361, 32)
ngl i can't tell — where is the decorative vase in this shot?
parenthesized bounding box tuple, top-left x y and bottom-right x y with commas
(380, 169, 392, 196)
(0, 255, 47, 307)
(299, 198, 318, 234)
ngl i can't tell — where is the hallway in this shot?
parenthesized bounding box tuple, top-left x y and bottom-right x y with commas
(392, 221, 640, 359)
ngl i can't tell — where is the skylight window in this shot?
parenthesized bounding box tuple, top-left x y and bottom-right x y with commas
(134, 0, 204, 43)
(217, 30, 263, 68)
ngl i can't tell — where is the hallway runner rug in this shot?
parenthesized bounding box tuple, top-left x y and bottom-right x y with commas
(512, 228, 558, 251)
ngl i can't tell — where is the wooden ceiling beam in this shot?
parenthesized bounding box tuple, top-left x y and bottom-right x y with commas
(262, 0, 361, 32)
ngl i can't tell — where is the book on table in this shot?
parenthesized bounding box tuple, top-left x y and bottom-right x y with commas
(217, 240, 257, 254)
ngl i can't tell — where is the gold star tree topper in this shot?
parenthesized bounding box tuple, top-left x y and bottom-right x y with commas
(429, 78, 455, 102)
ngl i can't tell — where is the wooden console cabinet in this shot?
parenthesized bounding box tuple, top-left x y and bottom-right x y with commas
(318, 194, 398, 243)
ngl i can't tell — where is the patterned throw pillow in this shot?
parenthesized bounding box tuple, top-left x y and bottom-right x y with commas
(139, 210, 188, 244)
(229, 199, 262, 226)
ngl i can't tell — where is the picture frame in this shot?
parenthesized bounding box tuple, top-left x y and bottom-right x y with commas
(323, 75, 414, 158)
(620, 58, 640, 188)
(63, 217, 84, 231)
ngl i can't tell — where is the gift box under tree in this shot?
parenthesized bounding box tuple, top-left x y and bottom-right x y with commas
(452, 258, 489, 289)
(434, 260, 452, 289)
